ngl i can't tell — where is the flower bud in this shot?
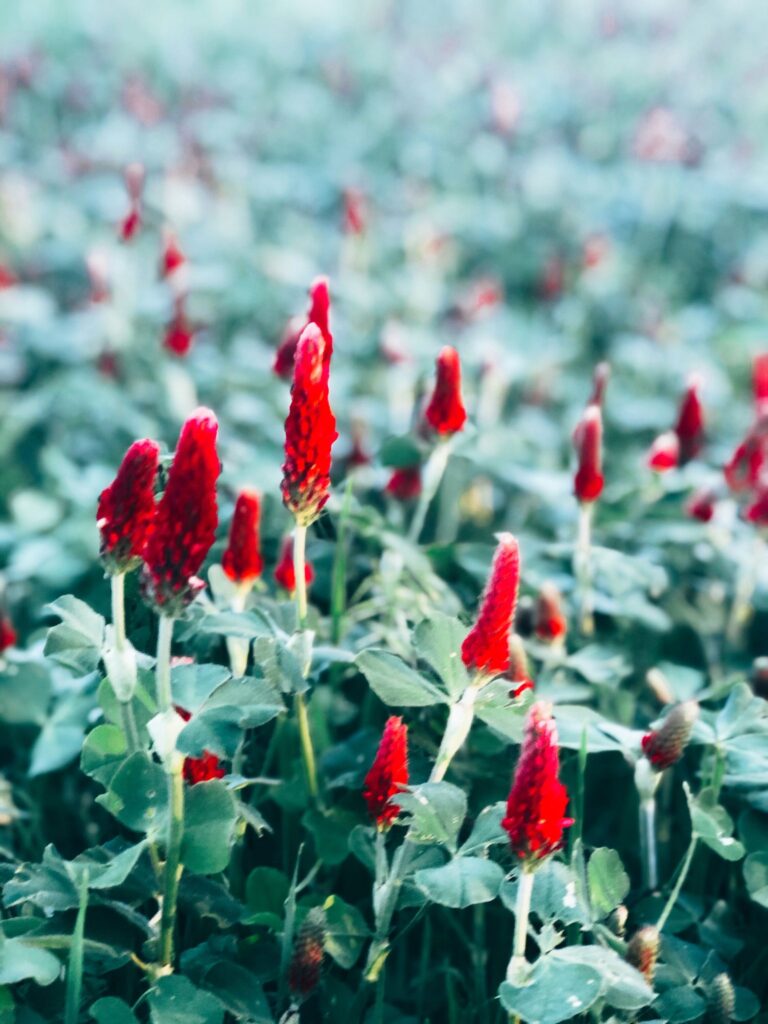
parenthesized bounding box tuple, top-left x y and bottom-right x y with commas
(626, 925, 659, 983)
(707, 972, 735, 1024)
(363, 716, 409, 830)
(386, 464, 422, 501)
(573, 405, 604, 502)
(647, 431, 680, 472)
(423, 346, 467, 436)
(607, 904, 628, 937)
(461, 533, 520, 678)
(222, 490, 263, 586)
(97, 439, 160, 574)
(642, 700, 699, 771)
(288, 908, 326, 999)
(534, 583, 568, 644)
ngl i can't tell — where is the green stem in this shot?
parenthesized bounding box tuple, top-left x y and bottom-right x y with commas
(408, 438, 451, 544)
(155, 615, 175, 711)
(64, 870, 88, 1024)
(575, 501, 595, 636)
(111, 573, 140, 751)
(293, 525, 308, 627)
(295, 691, 318, 801)
(511, 868, 534, 966)
(639, 797, 658, 891)
(159, 764, 185, 969)
(656, 837, 697, 932)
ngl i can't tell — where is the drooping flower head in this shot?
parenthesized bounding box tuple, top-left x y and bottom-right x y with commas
(423, 346, 467, 436)
(502, 702, 572, 864)
(0, 614, 17, 653)
(461, 533, 520, 677)
(573, 405, 604, 502)
(142, 409, 220, 614)
(97, 439, 160, 573)
(534, 583, 568, 643)
(386, 464, 422, 502)
(642, 700, 699, 771)
(281, 323, 338, 527)
(627, 926, 659, 983)
(274, 535, 314, 593)
(222, 490, 263, 585)
(288, 908, 326, 999)
(363, 715, 409, 830)
(674, 378, 705, 463)
(273, 277, 333, 379)
(174, 706, 226, 784)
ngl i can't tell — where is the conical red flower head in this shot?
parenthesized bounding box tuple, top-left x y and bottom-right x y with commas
(642, 700, 699, 771)
(222, 490, 263, 585)
(273, 277, 333, 380)
(174, 706, 226, 784)
(502, 702, 572, 864)
(461, 533, 520, 677)
(97, 439, 160, 573)
(674, 379, 705, 463)
(626, 926, 659, 983)
(386, 464, 422, 502)
(160, 230, 185, 279)
(281, 323, 338, 526)
(363, 715, 409, 830)
(573, 404, 604, 502)
(288, 908, 326, 999)
(754, 353, 768, 413)
(424, 346, 467, 436)
(647, 430, 679, 472)
(0, 614, 17, 653)
(724, 418, 768, 493)
(534, 583, 568, 643)
(142, 409, 220, 614)
(274, 535, 314, 593)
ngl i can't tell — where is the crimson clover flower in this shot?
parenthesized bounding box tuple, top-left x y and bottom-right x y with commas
(573, 404, 604, 502)
(502, 702, 572, 864)
(641, 700, 699, 771)
(274, 535, 314, 593)
(222, 490, 263, 585)
(461, 532, 520, 677)
(97, 439, 160, 573)
(363, 715, 409, 830)
(273, 276, 333, 379)
(281, 323, 338, 527)
(423, 346, 467, 436)
(141, 409, 220, 614)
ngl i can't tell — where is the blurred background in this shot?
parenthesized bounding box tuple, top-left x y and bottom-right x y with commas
(2, 0, 768, 637)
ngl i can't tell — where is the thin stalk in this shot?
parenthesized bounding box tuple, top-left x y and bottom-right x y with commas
(574, 501, 595, 636)
(154, 615, 185, 970)
(656, 837, 697, 932)
(726, 534, 762, 647)
(111, 573, 140, 751)
(159, 763, 185, 969)
(408, 438, 451, 544)
(226, 585, 250, 678)
(292, 524, 319, 802)
(639, 797, 658, 891)
(509, 868, 534, 971)
(473, 903, 489, 1024)
(64, 869, 88, 1024)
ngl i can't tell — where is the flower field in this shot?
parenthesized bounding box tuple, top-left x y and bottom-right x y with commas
(1, 1, 768, 1022)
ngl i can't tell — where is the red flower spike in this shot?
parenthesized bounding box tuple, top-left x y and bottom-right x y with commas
(274, 536, 314, 593)
(141, 409, 220, 614)
(642, 700, 699, 771)
(281, 323, 338, 526)
(363, 716, 409, 830)
(97, 439, 160, 573)
(754, 354, 768, 412)
(424, 346, 467, 436)
(174, 706, 226, 784)
(288, 908, 326, 999)
(573, 405, 604, 502)
(0, 614, 17, 652)
(674, 379, 705, 463)
(119, 205, 141, 242)
(461, 533, 520, 677)
(502, 702, 572, 864)
(686, 489, 716, 523)
(273, 278, 334, 380)
(222, 490, 263, 585)
(647, 430, 680, 472)
(534, 583, 568, 643)
(160, 230, 185, 279)
(386, 464, 422, 502)
(724, 418, 768, 492)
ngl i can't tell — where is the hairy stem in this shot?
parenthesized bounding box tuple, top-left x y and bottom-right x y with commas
(575, 501, 595, 636)
(509, 868, 534, 972)
(64, 869, 88, 1024)
(639, 796, 658, 891)
(292, 524, 319, 802)
(408, 438, 451, 544)
(111, 573, 140, 751)
(293, 524, 309, 627)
